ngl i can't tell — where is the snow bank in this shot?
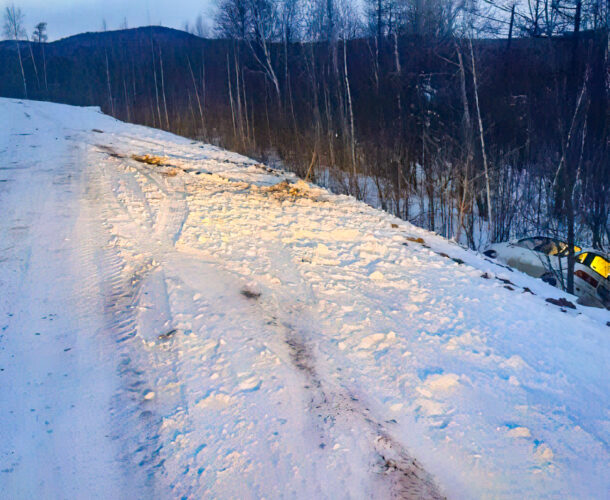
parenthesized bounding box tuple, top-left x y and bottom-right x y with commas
(1, 98, 608, 499)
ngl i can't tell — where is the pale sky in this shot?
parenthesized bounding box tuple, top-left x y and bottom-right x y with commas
(9, 0, 216, 40)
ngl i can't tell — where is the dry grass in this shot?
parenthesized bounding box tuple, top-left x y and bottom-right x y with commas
(131, 154, 167, 166)
(161, 168, 180, 177)
(406, 236, 426, 245)
(262, 180, 320, 201)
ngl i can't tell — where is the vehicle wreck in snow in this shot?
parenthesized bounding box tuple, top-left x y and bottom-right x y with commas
(484, 237, 610, 309)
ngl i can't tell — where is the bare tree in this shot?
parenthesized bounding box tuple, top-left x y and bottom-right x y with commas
(32, 21, 48, 91)
(3, 4, 27, 98)
(248, 0, 282, 103)
(25, 32, 40, 90)
(194, 14, 209, 37)
(216, 0, 249, 39)
(305, 0, 361, 41)
(469, 38, 493, 235)
(158, 46, 170, 129)
(343, 40, 356, 180)
(32, 21, 46, 42)
(187, 54, 206, 136)
(216, 0, 282, 105)
(484, 0, 609, 37)
(401, 0, 462, 37)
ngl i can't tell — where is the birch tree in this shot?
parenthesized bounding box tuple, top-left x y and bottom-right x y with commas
(3, 4, 27, 98)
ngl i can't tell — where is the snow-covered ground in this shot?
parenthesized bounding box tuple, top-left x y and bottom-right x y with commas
(0, 98, 608, 499)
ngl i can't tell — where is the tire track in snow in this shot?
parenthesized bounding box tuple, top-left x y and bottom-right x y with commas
(88, 141, 202, 495)
(84, 150, 170, 494)
(250, 252, 444, 500)
(280, 310, 443, 499)
(94, 239, 162, 490)
(225, 223, 446, 498)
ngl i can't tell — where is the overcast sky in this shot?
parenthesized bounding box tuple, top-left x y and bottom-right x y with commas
(10, 0, 216, 41)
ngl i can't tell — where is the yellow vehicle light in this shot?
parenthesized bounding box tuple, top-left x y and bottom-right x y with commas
(590, 255, 609, 279)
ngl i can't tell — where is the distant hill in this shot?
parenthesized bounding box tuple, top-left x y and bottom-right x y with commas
(0, 26, 220, 109)
(0, 26, 202, 56)
(54, 26, 201, 53)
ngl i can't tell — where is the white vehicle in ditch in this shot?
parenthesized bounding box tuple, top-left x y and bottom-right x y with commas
(483, 236, 610, 309)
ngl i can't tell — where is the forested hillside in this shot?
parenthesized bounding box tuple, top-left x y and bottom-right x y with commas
(1, 23, 607, 252)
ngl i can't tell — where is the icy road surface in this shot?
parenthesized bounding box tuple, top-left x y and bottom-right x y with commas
(0, 99, 608, 499)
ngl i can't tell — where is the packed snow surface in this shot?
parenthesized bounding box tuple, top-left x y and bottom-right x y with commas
(0, 99, 608, 499)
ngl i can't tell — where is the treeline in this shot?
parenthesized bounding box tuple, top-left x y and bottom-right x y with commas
(1, 1, 608, 264)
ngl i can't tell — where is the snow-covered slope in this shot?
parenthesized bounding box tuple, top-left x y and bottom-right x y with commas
(0, 98, 608, 499)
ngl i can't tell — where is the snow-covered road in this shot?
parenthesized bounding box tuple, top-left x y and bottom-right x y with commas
(1, 99, 608, 499)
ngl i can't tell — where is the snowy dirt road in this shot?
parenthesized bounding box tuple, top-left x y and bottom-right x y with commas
(1, 100, 608, 499)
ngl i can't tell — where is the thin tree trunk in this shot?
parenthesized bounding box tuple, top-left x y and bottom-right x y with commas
(131, 58, 137, 120)
(123, 77, 130, 121)
(158, 47, 170, 130)
(105, 50, 114, 116)
(15, 40, 27, 99)
(469, 38, 493, 236)
(187, 55, 206, 137)
(187, 90, 196, 130)
(227, 53, 237, 139)
(234, 49, 246, 147)
(566, 1, 584, 295)
(27, 38, 40, 90)
(42, 42, 48, 92)
(240, 59, 252, 146)
(455, 42, 472, 243)
(201, 48, 206, 118)
(507, 4, 515, 49)
(150, 40, 162, 128)
(323, 86, 335, 168)
(343, 41, 357, 182)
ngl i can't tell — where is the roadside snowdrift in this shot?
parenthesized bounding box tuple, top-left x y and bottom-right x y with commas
(1, 99, 608, 499)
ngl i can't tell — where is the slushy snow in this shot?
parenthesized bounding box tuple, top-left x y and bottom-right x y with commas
(0, 99, 608, 499)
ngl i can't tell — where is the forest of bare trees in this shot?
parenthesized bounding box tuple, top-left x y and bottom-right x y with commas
(2, 0, 608, 270)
